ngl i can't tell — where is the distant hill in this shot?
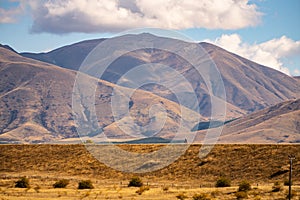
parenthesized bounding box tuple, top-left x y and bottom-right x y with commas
(196, 98, 300, 143)
(113, 136, 186, 144)
(21, 34, 300, 117)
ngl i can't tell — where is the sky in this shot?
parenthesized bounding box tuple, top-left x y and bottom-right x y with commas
(0, 0, 299, 76)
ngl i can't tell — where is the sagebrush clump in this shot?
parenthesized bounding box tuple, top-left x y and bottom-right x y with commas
(78, 180, 94, 189)
(128, 177, 143, 187)
(53, 179, 69, 188)
(238, 180, 251, 192)
(215, 177, 231, 187)
(284, 179, 291, 186)
(15, 177, 30, 188)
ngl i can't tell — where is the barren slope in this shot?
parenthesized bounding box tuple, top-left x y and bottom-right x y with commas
(0, 47, 201, 143)
(195, 99, 300, 143)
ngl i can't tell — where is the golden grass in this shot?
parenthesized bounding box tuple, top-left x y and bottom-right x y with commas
(0, 144, 299, 199)
(1, 185, 299, 199)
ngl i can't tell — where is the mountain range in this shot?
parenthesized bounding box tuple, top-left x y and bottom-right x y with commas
(1, 33, 299, 143)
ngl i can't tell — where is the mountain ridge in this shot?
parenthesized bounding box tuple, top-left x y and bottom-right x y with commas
(19, 34, 300, 116)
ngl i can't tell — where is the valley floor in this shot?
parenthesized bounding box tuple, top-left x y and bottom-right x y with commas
(1, 184, 299, 199)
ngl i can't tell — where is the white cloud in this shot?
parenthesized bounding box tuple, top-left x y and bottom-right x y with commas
(208, 34, 300, 75)
(0, 1, 26, 23)
(1, 0, 262, 33)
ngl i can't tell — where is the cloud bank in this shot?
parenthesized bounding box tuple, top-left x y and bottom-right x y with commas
(208, 34, 300, 75)
(1, 0, 262, 33)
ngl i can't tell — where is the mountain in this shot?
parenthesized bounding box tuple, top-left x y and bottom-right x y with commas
(195, 99, 300, 143)
(21, 34, 300, 117)
(0, 47, 201, 143)
(21, 39, 104, 70)
(2, 34, 300, 143)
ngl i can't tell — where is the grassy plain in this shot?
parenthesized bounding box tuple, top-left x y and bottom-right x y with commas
(0, 144, 299, 199)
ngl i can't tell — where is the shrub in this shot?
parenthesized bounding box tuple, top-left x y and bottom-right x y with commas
(53, 179, 69, 188)
(78, 180, 94, 189)
(128, 177, 143, 187)
(176, 193, 188, 200)
(136, 186, 150, 195)
(272, 181, 282, 192)
(162, 185, 169, 192)
(284, 179, 291, 186)
(215, 177, 231, 187)
(193, 193, 210, 200)
(15, 177, 30, 188)
(235, 191, 247, 199)
(238, 180, 251, 192)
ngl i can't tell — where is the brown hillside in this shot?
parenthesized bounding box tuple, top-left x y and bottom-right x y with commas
(0, 144, 299, 186)
(220, 99, 300, 143)
(0, 47, 201, 143)
(195, 99, 300, 143)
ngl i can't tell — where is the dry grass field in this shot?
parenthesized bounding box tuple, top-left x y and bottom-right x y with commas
(0, 144, 299, 199)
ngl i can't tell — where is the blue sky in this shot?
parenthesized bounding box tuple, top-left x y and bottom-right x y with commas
(0, 0, 299, 76)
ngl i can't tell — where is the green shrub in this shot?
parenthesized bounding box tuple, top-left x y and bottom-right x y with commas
(193, 193, 210, 200)
(128, 177, 143, 187)
(78, 180, 94, 189)
(53, 179, 69, 188)
(235, 191, 247, 199)
(272, 181, 282, 192)
(215, 177, 231, 187)
(15, 177, 30, 188)
(136, 186, 150, 195)
(238, 180, 251, 192)
(176, 193, 188, 200)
